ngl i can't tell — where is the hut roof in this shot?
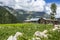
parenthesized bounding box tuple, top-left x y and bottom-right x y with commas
(25, 18, 40, 22)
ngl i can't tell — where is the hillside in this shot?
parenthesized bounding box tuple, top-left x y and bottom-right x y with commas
(0, 6, 18, 23)
(4, 7, 46, 22)
(0, 6, 51, 23)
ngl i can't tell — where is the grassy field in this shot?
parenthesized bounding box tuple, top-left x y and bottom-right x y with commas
(0, 23, 60, 40)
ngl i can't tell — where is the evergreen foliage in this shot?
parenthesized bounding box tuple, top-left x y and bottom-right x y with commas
(0, 6, 18, 24)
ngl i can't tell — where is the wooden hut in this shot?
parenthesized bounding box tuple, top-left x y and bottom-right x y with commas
(24, 18, 59, 24)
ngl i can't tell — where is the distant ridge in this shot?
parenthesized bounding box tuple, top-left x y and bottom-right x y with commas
(0, 6, 48, 22)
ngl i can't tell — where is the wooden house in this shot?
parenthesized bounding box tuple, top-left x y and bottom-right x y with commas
(24, 18, 59, 24)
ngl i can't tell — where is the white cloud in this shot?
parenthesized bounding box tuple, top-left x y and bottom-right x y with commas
(55, 5, 60, 18)
(45, 3, 51, 14)
(0, 0, 60, 18)
(0, 0, 15, 7)
(0, 0, 46, 11)
(15, 0, 46, 12)
(45, 3, 60, 18)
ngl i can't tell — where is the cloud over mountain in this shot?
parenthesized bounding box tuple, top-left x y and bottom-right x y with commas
(15, 0, 46, 12)
(0, 0, 60, 18)
(0, 0, 15, 7)
(0, 0, 46, 11)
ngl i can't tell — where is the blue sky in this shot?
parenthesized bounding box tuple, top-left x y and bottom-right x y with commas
(45, 0, 60, 3)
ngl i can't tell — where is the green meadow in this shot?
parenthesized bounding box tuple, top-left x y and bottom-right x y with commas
(0, 23, 60, 40)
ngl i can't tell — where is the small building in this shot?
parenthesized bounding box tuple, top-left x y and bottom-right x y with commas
(24, 18, 59, 24)
(24, 18, 40, 23)
(40, 18, 59, 24)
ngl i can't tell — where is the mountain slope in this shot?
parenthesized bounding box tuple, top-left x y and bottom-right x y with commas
(3, 6, 46, 22)
(0, 6, 18, 23)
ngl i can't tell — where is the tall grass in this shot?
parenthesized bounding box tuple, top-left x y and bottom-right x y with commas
(0, 23, 60, 40)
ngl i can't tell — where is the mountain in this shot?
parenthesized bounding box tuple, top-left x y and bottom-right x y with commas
(2, 6, 46, 22)
(0, 6, 18, 23)
(15, 9, 46, 22)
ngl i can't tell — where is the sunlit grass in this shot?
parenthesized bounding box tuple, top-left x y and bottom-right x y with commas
(0, 23, 60, 40)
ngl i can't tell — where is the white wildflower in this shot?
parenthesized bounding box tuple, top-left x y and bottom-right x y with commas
(43, 34, 48, 38)
(32, 37, 41, 40)
(53, 27, 58, 31)
(34, 31, 41, 37)
(32, 38, 35, 40)
(42, 30, 48, 34)
(14, 32, 23, 37)
(52, 25, 60, 32)
(54, 25, 59, 27)
(34, 31, 48, 38)
(35, 37, 41, 40)
(7, 32, 23, 40)
(7, 35, 13, 40)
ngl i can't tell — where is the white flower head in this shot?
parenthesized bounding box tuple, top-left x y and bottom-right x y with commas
(15, 32, 23, 37)
(54, 25, 59, 27)
(42, 30, 48, 34)
(7, 32, 23, 40)
(43, 34, 48, 38)
(32, 37, 41, 40)
(53, 27, 58, 31)
(7, 35, 13, 40)
(32, 38, 35, 40)
(35, 37, 41, 40)
(34, 31, 48, 38)
(34, 31, 41, 37)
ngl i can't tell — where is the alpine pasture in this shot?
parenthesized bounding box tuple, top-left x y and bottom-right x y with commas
(0, 23, 60, 40)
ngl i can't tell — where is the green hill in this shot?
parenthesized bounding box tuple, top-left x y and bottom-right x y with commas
(0, 6, 18, 24)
